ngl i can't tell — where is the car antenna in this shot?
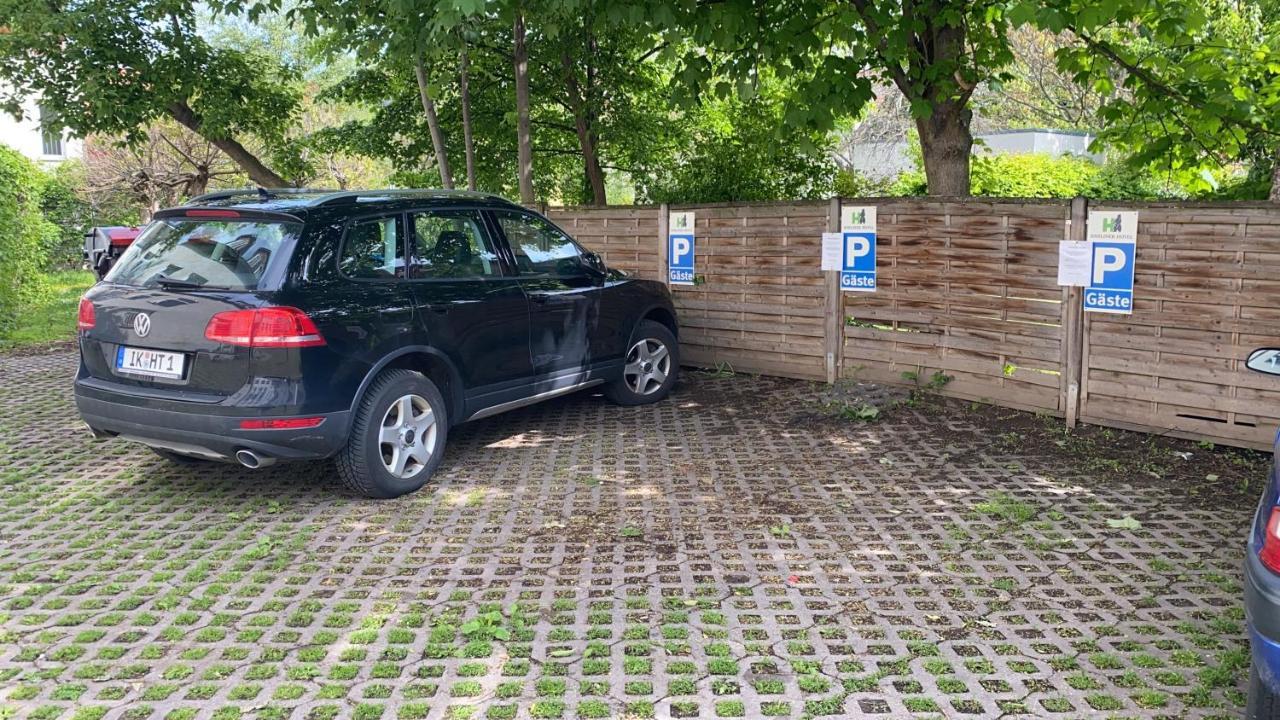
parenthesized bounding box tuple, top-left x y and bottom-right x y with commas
(257, 187, 273, 200)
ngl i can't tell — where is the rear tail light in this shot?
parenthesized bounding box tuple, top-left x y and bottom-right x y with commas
(77, 297, 95, 330)
(204, 307, 325, 348)
(185, 209, 241, 218)
(240, 417, 326, 430)
(1261, 507, 1280, 574)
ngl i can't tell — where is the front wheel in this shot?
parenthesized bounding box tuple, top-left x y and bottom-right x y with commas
(1250, 662, 1280, 719)
(604, 320, 679, 406)
(336, 369, 448, 499)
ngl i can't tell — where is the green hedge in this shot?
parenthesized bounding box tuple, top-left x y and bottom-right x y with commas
(0, 145, 56, 336)
(880, 151, 1184, 200)
(39, 160, 93, 269)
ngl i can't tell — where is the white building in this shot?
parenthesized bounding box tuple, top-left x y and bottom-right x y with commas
(0, 85, 83, 165)
(849, 129, 1101, 180)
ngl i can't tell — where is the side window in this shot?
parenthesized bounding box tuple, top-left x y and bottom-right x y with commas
(410, 210, 500, 279)
(340, 216, 405, 279)
(495, 212, 584, 276)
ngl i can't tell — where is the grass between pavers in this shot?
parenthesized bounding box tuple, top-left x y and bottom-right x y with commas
(0, 269, 95, 350)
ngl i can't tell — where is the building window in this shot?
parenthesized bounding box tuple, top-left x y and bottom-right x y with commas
(39, 105, 63, 157)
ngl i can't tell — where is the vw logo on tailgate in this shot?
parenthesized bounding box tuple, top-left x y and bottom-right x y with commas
(132, 312, 151, 337)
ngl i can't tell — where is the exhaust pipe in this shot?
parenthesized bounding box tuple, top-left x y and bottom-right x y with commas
(84, 423, 113, 440)
(235, 449, 276, 469)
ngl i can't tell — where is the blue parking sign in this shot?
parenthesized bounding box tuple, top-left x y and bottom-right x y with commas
(668, 211, 695, 285)
(1083, 211, 1138, 314)
(840, 206, 877, 293)
(841, 232, 876, 291)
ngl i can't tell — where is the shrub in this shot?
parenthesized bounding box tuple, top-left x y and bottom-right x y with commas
(1081, 161, 1185, 201)
(39, 159, 92, 269)
(834, 168, 894, 198)
(0, 144, 56, 336)
(970, 152, 1100, 198)
(883, 150, 1185, 201)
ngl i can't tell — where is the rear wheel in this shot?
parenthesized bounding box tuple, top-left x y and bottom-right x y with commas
(337, 369, 448, 499)
(604, 320, 679, 406)
(1249, 662, 1280, 719)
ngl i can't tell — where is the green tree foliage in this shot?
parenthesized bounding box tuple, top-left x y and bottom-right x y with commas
(292, 4, 829, 205)
(640, 83, 836, 204)
(0, 146, 56, 336)
(0, 0, 300, 187)
(651, 0, 1016, 196)
(1015, 0, 1280, 199)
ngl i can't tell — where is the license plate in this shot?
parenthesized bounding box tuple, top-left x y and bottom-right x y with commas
(116, 346, 185, 379)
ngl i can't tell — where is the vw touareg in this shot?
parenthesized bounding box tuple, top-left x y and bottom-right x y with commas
(75, 189, 679, 498)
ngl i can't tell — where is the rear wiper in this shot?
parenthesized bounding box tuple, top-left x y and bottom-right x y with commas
(151, 274, 203, 289)
(151, 274, 227, 291)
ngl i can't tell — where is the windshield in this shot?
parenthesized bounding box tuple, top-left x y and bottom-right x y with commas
(106, 218, 300, 291)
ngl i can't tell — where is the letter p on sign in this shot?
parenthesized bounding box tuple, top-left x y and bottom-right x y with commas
(845, 235, 870, 262)
(672, 236, 691, 264)
(1092, 246, 1126, 284)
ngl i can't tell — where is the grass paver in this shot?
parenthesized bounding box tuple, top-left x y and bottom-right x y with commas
(0, 351, 1264, 718)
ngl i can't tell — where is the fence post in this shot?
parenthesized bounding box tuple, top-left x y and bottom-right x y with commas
(824, 198, 842, 384)
(1063, 196, 1087, 428)
(657, 203, 669, 285)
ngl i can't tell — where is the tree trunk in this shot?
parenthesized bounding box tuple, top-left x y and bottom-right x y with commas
(459, 46, 477, 191)
(873, 13, 975, 197)
(513, 6, 535, 204)
(560, 52, 607, 205)
(581, 128, 606, 205)
(915, 99, 973, 196)
(166, 102, 287, 188)
(413, 55, 454, 189)
(1271, 145, 1280, 203)
(141, 197, 159, 224)
(185, 169, 209, 199)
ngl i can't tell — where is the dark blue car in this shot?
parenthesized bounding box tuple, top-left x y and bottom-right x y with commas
(1247, 347, 1280, 718)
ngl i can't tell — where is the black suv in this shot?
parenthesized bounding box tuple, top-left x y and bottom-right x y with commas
(75, 189, 679, 498)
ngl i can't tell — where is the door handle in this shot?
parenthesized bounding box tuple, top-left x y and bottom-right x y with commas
(529, 294, 550, 305)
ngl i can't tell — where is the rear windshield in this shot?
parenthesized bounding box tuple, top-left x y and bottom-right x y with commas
(106, 218, 300, 291)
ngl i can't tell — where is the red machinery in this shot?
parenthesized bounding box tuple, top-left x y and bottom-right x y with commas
(84, 226, 143, 280)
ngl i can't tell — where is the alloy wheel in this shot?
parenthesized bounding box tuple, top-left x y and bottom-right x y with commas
(378, 394, 437, 479)
(624, 338, 671, 396)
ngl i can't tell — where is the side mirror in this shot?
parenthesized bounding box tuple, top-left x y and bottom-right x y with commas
(1247, 348, 1280, 376)
(582, 251, 606, 275)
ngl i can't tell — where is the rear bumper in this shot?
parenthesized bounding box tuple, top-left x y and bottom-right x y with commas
(1246, 550, 1280, 695)
(75, 382, 351, 462)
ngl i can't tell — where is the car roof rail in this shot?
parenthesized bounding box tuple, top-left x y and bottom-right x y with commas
(186, 187, 518, 209)
(312, 188, 515, 207)
(187, 188, 336, 204)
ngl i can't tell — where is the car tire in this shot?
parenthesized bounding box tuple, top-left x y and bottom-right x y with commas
(1249, 662, 1280, 719)
(150, 447, 212, 465)
(336, 369, 448, 499)
(605, 320, 679, 406)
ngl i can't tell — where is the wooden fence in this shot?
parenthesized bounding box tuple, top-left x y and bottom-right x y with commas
(1079, 203, 1280, 448)
(547, 198, 1280, 450)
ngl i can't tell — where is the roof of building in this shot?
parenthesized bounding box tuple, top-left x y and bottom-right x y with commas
(976, 128, 1094, 138)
